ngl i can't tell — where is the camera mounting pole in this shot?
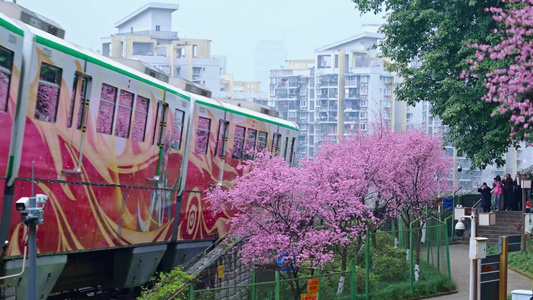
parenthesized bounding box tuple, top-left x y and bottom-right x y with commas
(16, 193, 47, 300)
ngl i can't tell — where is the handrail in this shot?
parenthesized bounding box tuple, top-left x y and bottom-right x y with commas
(181, 232, 231, 271)
(0, 244, 27, 281)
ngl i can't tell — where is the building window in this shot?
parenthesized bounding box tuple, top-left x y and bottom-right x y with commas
(96, 83, 117, 135)
(115, 90, 134, 138)
(0, 47, 13, 113)
(360, 112, 367, 119)
(195, 117, 211, 154)
(155, 25, 160, 31)
(232, 126, 245, 159)
(35, 63, 62, 123)
(132, 96, 150, 142)
(244, 129, 257, 160)
(193, 45, 197, 58)
(170, 109, 185, 149)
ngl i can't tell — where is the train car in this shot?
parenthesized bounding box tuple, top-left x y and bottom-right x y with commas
(0, 4, 298, 299)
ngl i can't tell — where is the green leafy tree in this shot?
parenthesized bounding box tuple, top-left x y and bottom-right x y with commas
(139, 267, 193, 300)
(351, 0, 521, 168)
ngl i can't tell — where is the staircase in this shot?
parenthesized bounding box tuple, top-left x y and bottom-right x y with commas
(476, 211, 523, 244)
(182, 237, 244, 275)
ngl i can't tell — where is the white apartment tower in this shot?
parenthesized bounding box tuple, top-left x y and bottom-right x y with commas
(100, 3, 227, 97)
(270, 26, 420, 158)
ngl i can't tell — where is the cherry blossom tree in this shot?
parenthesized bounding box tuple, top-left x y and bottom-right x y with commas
(466, 0, 533, 141)
(383, 130, 453, 280)
(206, 152, 340, 298)
(302, 130, 394, 270)
(207, 128, 452, 288)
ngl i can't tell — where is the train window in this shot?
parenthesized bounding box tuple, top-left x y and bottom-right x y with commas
(271, 133, 281, 156)
(114, 90, 134, 138)
(0, 46, 14, 113)
(76, 77, 90, 130)
(132, 96, 150, 142)
(232, 125, 245, 159)
(244, 129, 257, 160)
(170, 109, 185, 149)
(215, 120, 228, 157)
(289, 137, 296, 164)
(96, 83, 117, 135)
(257, 131, 268, 152)
(35, 63, 62, 123)
(283, 137, 289, 159)
(194, 116, 210, 154)
(67, 74, 78, 127)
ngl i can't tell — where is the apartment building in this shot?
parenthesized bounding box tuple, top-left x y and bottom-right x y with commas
(100, 3, 227, 97)
(270, 26, 419, 158)
(219, 74, 271, 107)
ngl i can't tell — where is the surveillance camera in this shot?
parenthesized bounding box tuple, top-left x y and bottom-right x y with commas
(15, 197, 29, 211)
(35, 194, 47, 205)
(457, 165, 462, 173)
(455, 220, 465, 238)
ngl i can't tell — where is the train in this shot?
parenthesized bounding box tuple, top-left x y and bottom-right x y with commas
(0, 3, 298, 299)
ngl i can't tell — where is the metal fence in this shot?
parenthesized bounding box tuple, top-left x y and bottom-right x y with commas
(185, 220, 453, 300)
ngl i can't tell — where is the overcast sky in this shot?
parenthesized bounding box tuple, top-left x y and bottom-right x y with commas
(16, 0, 385, 80)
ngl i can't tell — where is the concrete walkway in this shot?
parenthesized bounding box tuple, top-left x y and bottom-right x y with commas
(428, 242, 533, 299)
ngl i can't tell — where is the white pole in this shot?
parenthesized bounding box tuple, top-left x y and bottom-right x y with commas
(469, 209, 477, 300)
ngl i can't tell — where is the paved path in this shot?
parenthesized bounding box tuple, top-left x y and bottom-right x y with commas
(428, 242, 533, 299)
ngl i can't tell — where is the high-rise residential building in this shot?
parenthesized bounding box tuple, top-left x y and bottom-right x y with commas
(255, 40, 288, 92)
(100, 3, 227, 97)
(271, 26, 410, 158)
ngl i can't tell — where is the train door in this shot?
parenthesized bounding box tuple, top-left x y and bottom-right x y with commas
(62, 72, 92, 174)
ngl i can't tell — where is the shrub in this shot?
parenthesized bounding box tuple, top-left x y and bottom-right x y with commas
(373, 254, 408, 282)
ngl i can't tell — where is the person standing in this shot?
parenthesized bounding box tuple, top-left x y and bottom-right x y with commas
(503, 174, 514, 211)
(493, 176, 503, 211)
(478, 183, 492, 213)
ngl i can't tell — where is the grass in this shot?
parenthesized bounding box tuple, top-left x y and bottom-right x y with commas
(508, 238, 533, 277)
(362, 261, 456, 300)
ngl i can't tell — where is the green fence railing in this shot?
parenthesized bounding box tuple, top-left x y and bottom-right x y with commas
(183, 220, 453, 300)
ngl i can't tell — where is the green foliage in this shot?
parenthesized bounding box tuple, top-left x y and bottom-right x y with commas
(365, 261, 456, 300)
(373, 253, 408, 282)
(350, 0, 522, 168)
(138, 266, 193, 300)
(508, 238, 533, 277)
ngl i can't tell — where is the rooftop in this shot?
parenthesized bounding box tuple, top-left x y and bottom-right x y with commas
(115, 2, 179, 28)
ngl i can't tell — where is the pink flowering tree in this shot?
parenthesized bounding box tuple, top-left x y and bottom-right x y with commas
(302, 130, 397, 270)
(206, 152, 341, 298)
(466, 0, 533, 142)
(383, 130, 453, 279)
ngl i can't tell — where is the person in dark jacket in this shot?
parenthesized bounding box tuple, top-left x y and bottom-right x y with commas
(478, 183, 492, 213)
(503, 173, 514, 211)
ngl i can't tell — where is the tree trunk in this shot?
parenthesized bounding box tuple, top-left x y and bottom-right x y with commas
(341, 247, 348, 271)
